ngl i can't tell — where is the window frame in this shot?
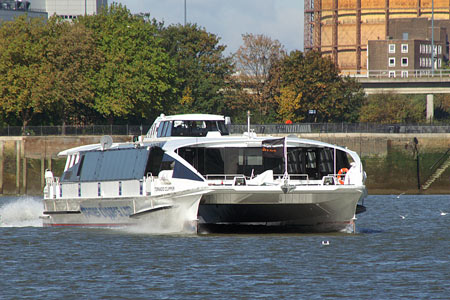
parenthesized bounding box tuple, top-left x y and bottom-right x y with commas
(401, 44, 408, 53)
(389, 57, 395, 67)
(389, 44, 395, 53)
(401, 57, 408, 67)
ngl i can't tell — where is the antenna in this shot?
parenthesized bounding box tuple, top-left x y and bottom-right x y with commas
(100, 135, 113, 150)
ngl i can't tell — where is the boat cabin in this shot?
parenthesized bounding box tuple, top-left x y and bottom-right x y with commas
(146, 114, 230, 139)
(177, 145, 350, 182)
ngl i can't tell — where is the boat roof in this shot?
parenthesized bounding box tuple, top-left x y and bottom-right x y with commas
(154, 114, 225, 122)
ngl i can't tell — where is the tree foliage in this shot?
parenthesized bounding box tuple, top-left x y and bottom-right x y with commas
(0, 16, 54, 127)
(0, 4, 433, 128)
(232, 33, 285, 123)
(46, 19, 103, 125)
(275, 51, 365, 123)
(359, 93, 425, 123)
(159, 23, 233, 114)
(77, 4, 177, 124)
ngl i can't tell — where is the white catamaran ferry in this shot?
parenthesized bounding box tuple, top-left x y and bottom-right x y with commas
(144, 113, 368, 233)
(42, 113, 367, 233)
(42, 136, 209, 230)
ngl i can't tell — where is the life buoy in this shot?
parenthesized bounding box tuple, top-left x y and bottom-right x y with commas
(337, 168, 348, 185)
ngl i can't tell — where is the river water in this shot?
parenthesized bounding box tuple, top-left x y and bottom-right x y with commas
(0, 194, 448, 299)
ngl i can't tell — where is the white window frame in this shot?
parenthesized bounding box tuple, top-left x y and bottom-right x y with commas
(401, 71, 408, 78)
(389, 57, 395, 67)
(401, 44, 408, 53)
(389, 44, 395, 53)
(401, 57, 408, 67)
(389, 71, 396, 78)
(438, 58, 442, 68)
(438, 45, 442, 54)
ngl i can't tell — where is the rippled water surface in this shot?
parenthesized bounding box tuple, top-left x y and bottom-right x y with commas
(0, 195, 448, 299)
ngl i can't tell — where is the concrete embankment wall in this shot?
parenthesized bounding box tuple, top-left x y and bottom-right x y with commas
(0, 134, 449, 195)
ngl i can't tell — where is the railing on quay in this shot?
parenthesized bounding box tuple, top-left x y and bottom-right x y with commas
(1, 123, 450, 136)
(0, 125, 151, 137)
(229, 123, 450, 134)
(341, 69, 450, 78)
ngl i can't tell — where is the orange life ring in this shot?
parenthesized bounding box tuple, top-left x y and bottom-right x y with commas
(337, 168, 348, 185)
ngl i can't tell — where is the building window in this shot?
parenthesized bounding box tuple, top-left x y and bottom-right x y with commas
(389, 71, 396, 78)
(438, 58, 442, 68)
(401, 44, 408, 53)
(420, 57, 425, 67)
(401, 71, 408, 78)
(401, 57, 408, 67)
(438, 45, 442, 54)
(389, 44, 395, 53)
(389, 57, 395, 67)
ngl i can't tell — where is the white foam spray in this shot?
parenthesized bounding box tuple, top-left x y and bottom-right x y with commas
(122, 201, 199, 235)
(0, 197, 44, 227)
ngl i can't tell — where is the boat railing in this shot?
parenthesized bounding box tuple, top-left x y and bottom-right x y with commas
(205, 174, 246, 184)
(205, 173, 312, 185)
(327, 173, 348, 185)
(273, 174, 309, 182)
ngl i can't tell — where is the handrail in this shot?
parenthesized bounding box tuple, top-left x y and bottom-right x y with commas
(341, 69, 450, 78)
(429, 148, 450, 171)
(4, 122, 450, 136)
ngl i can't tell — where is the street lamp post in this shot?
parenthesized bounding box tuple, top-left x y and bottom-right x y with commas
(184, 0, 186, 26)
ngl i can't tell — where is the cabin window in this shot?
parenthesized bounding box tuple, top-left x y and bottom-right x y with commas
(145, 147, 165, 176)
(161, 121, 172, 137)
(170, 120, 229, 137)
(61, 148, 152, 182)
(76, 155, 85, 177)
(178, 146, 350, 180)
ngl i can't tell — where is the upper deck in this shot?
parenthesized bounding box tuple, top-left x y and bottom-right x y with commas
(145, 114, 230, 139)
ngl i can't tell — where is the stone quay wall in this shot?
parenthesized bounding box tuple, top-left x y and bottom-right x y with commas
(0, 133, 449, 195)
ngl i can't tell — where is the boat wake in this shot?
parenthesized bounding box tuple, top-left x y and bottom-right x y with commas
(121, 202, 198, 235)
(0, 197, 43, 227)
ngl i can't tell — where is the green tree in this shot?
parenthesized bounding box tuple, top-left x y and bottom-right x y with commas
(0, 15, 54, 128)
(77, 4, 176, 124)
(159, 23, 233, 114)
(276, 50, 364, 123)
(46, 19, 104, 125)
(360, 93, 425, 123)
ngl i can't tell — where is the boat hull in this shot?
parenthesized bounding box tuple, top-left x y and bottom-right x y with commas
(198, 185, 365, 233)
(42, 192, 203, 231)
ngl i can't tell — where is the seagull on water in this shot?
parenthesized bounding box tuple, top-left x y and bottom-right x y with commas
(322, 240, 330, 246)
(396, 192, 406, 199)
(439, 210, 448, 216)
(399, 214, 407, 219)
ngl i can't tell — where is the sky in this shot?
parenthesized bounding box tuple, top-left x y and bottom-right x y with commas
(115, 0, 304, 54)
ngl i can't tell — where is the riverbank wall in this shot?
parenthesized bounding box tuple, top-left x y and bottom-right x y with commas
(0, 133, 449, 195)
